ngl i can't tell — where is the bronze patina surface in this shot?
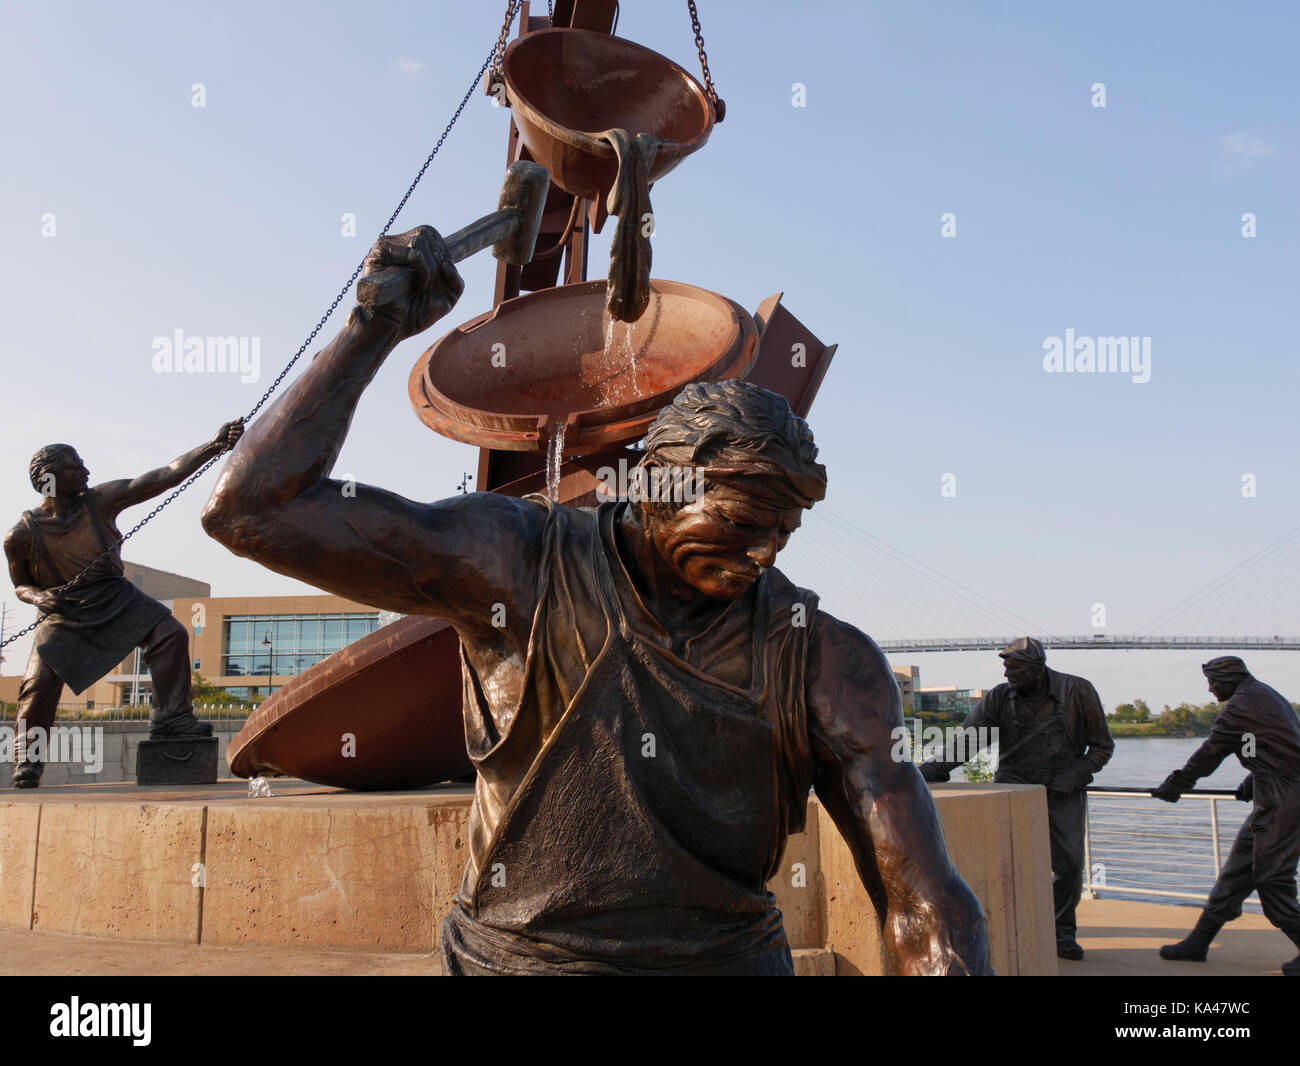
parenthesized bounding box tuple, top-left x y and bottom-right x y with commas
(203, 227, 990, 975)
(5, 423, 242, 787)
(1153, 657, 1300, 975)
(921, 637, 1114, 960)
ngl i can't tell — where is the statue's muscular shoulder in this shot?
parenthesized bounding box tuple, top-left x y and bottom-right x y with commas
(803, 604, 903, 741)
(3, 516, 33, 563)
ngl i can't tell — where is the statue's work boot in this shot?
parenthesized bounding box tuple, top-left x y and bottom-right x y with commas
(11, 761, 43, 789)
(1159, 915, 1222, 961)
(1282, 925, 1300, 976)
(1056, 938, 1085, 961)
(150, 711, 214, 740)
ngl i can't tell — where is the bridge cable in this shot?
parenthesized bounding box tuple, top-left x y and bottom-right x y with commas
(0, 4, 524, 653)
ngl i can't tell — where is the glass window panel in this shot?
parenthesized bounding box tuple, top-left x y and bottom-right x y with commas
(273, 654, 294, 675)
(226, 620, 250, 654)
(298, 619, 322, 651)
(275, 619, 296, 645)
(322, 618, 345, 651)
(250, 655, 271, 676)
(346, 618, 370, 643)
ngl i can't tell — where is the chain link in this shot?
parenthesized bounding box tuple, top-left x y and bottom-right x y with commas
(0, 6, 522, 652)
(489, 0, 522, 87)
(687, 0, 725, 122)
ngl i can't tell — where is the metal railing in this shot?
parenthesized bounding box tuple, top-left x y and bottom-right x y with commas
(877, 635, 1300, 652)
(0, 703, 252, 723)
(1083, 787, 1258, 906)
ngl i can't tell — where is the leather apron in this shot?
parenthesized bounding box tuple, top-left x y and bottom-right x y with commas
(442, 503, 796, 976)
(25, 494, 167, 694)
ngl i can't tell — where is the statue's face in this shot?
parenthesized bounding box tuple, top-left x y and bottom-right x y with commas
(645, 480, 803, 602)
(1207, 677, 1237, 701)
(1002, 657, 1044, 692)
(51, 451, 89, 496)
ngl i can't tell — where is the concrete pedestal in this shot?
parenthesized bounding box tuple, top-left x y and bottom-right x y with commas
(0, 780, 1056, 974)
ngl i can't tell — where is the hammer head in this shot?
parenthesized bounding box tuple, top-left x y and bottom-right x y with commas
(493, 160, 550, 265)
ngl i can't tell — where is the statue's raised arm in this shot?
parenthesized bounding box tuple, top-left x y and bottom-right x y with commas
(201, 226, 547, 647)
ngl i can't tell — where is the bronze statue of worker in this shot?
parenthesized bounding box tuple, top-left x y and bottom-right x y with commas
(202, 225, 991, 975)
(920, 637, 1114, 961)
(5, 424, 243, 788)
(1153, 656, 1300, 975)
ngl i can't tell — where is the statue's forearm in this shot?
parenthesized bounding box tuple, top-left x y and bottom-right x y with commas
(871, 787, 991, 975)
(209, 308, 400, 515)
(162, 440, 223, 485)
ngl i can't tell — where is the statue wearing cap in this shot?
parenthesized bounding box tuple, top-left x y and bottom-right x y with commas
(5, 426, 242, 787)
(920, 636, 1113, 960)
(1152, 657, 1300, 975)
(202, 230, 992, 975)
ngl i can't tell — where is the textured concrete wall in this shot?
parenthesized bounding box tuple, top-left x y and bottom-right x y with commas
(0, 803, 40, 928)
(815, 783, 1058, 976)
(32, 803, 204, 942)
(1, 782, 1055, 973)
(203, 802, 443, 951)
(0, 720, 245, 788)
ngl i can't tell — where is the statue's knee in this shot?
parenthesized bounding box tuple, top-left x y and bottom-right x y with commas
(157, 614, 188, 644)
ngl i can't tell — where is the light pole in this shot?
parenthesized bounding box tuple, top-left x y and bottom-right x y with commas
(262, 629, 273, 703)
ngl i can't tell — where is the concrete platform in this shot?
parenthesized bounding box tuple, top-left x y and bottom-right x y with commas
(0, 927, 834, 976)
(1072, 898, 1292, 976)
(0, 901, 1284, 976)
(0, 778, 1055, 974)
(0, 926, 444, 976)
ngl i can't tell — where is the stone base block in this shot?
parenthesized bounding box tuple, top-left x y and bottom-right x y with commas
(136, 737, 218, 785)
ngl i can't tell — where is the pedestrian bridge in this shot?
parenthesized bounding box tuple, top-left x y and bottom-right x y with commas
(876, 635, 1300, 653)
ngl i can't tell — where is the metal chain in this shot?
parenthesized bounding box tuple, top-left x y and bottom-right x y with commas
(0, 8, 522, 652)
(687, 0, 725, 122)
(489, 0, 522, 87)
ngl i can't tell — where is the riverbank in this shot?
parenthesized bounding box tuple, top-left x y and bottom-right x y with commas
(1108, 723, 1209, 738)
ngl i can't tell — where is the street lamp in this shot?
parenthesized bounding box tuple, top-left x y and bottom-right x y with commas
(262, 629, 273, 703)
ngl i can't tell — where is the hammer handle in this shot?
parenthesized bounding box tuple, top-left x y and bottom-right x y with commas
(357, 208, 519, 310)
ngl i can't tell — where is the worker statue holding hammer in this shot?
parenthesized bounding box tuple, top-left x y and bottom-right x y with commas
(202, 216, 990, 975)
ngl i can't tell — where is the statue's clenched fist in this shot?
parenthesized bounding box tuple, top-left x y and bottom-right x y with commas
(209, 420, 245, 453)
(358, 226, 465, 340)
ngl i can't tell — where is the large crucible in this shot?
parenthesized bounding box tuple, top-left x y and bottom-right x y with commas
(501, 28, 716, 203)
(408, 279, 758, 456)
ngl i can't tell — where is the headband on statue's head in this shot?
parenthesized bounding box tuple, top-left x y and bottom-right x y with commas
(642, 380, 828, 512)
(702, 456, 827, 511)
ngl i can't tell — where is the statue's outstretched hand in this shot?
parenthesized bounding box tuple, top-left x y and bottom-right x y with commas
(359, 225, 465, 340)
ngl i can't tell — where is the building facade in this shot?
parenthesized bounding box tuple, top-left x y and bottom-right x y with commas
(919, 686, 988, 719)
(892, 664, 921, 717)
(176, 593, 381, 702)
(0, 562, 380, 712)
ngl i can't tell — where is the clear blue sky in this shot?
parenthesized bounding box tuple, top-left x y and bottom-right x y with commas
(1, 1, 1297, 708)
